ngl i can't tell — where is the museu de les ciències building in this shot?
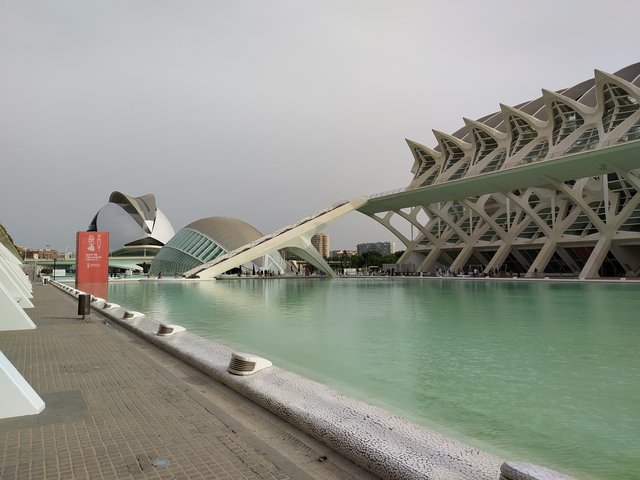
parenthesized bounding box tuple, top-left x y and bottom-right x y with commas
(358, 62, 640, 278)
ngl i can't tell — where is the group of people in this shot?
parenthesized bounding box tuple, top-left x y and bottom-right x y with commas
(252, 269, 280, 277)
(435, 267, 513, 277)
(145, 271, 178, 279)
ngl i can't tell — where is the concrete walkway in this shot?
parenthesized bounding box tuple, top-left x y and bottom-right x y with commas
(0, 283, 376, 480)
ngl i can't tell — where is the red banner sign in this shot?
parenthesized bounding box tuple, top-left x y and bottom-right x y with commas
(75, 231, 109, 299)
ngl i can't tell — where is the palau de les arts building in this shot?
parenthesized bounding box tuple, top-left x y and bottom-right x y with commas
(88, 62, 640, 279)
(88, 191, 175, 259)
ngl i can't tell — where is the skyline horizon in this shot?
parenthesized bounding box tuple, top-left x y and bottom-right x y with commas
(2, 1, 639, 254)
(8, 217, 401, 255)
(3, 187, 405, 253)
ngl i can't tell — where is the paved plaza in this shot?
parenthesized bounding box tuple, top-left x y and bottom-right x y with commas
(0, 283, 375, 480)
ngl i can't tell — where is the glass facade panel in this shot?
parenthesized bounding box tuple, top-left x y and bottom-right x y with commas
(620, 203, 640, 231)
(608, 173, 637, 215)
(518, 220, 540, 239)
(480, 151, 506, 173)
(565, 212, 591, 236)
(472, 128, 498, 165)
(602, 83, 639, 133)
(422, 169, 440, 186)
(414, 147, 436, 177)
(520, 140, 549, 165)
(617, 119, 640, 143)
(501, 252, 527, 274)
(441, 139, 466, 172)
(479, 230, 498, 242)
(545, 252, 574, 274)
(565, 127, 600, 154)
(448, 161, 470, 180)
(151, 228, 228, 275)
(509, 116, 538, 155)
(446, 233, 460, 245)
(551, 101, 584, 145)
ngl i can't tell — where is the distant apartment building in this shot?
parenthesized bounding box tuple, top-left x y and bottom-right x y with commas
(20, 248, 59, 260)
(311, 233, 330, 258)
(356, 242, 396, 256)
(330, 249, 357, 258)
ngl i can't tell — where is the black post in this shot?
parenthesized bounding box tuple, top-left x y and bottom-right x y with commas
(53, 258, 57, 280)
(78, 294, 90, 319)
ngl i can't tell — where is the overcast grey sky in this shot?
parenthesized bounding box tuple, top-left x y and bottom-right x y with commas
(1, 0, 639, 252)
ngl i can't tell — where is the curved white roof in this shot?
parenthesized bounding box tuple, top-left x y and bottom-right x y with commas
(88, 191, 175, 253)
(185, 217, 263, 252)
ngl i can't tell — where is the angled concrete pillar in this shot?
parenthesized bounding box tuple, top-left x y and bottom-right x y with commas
(511, 249, 532, 272)
(418, 247, 442, 273)
(527, 240, 557, 277)
(0, 351, 45, 419)
(450, 244, 475, 272)
(0, 244, 32, 298)
(580, 235, 613, 279)
(0, 282, 36, 331)
(556, 247, 582, 275)
(285, 235, 336, 276)
(188, 199, 366, 279)
(487, 243, 512, 272)
(610, 244, 640, 275)
(0, 262, 34, 308)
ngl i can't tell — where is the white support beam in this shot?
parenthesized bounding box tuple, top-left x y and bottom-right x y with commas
(0, 351, 45, 419)
(188, 199, 366, 279)
(580, 235, 613, 279)
(0, 282, 36, 331)
(527, 240, 557, 277)
(0, 262, 34, 309)
(0, 244, 32, 300)
(285, 236, 336, 276)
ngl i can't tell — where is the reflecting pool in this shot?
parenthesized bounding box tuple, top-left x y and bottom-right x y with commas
(107, 278, 640, 480)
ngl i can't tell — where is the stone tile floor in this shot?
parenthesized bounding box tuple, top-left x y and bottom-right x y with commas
(0, 284, 375, 480)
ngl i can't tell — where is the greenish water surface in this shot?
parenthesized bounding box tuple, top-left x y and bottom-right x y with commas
(107, 278, 640, 480)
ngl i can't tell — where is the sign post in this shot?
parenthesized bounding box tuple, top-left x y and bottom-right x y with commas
(75, 232, 109, 299)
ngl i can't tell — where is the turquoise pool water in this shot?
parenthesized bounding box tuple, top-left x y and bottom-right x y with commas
(107, 278, 640, 479)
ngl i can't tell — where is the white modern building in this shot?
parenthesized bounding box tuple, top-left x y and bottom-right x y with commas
(357, 63, 640, 278)
(88, 191, 175, 258)
(151, 217, 289, 276)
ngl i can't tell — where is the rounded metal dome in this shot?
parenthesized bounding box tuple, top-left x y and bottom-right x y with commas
(185, 217, 263, 251)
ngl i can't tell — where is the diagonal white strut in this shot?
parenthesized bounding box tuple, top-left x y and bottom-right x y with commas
(185, 199, 368, 279)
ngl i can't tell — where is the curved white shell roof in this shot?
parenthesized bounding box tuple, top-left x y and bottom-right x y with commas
(88, 191, 175, 253)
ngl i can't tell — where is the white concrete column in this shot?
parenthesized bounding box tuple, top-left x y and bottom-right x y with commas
(286, 235, 336, 276)
(527, 240, 557, 277)
(602, 174, 609, 224)
(0, 351, 45, 419)
(579, 235, 613, 279)
(0, 282, 36, 331)
(450, 244, 475, 272)
(487, 242, 512, 272)
(418, 247, 443, 273)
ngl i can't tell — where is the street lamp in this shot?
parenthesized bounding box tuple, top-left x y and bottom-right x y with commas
(45, 245, 56, 281)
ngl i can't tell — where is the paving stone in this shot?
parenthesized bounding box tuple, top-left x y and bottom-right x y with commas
(0, 284, 371, 480)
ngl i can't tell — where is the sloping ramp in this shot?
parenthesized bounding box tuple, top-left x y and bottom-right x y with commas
(184, 198, 367, 279)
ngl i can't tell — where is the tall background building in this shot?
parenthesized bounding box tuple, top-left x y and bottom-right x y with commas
(356, 242, 396, 256)
(311, 233, 330, 258)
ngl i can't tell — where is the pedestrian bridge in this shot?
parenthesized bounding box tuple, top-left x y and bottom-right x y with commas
(184, 198, 367, 279)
